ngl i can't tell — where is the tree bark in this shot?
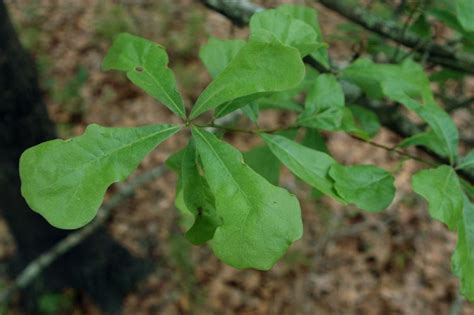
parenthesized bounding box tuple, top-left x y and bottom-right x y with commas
(0, 3, 151, 313)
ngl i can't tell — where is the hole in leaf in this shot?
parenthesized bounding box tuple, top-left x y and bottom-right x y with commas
(135, 66, 144, 72)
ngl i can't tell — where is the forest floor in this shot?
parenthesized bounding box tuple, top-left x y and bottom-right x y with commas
(2, 0, 474, 314)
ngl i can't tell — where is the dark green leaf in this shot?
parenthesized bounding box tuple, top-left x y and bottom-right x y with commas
(181, 139, 220, 244)
(243, 145, 280, 185)
(349, 105, 381, 138)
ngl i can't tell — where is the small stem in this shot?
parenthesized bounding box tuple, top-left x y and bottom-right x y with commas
(349, 134, 436, 166)
(194, 122, 437, 167)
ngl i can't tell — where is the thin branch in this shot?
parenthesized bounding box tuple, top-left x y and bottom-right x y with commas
(200, 0, 263, 26)
(317, 0, 474, 74)
(392, 0, 421, 61)
(0, 165, 167, 305)
(349, 134, 436, 166)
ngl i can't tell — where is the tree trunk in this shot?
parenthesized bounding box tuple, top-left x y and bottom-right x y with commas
(0, 3, 151, 313)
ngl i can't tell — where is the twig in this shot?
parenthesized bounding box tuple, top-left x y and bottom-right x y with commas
(0, 165, 167, 305)
(449, 289, 464, 315)
(317, 0, 474, 74)
(392, 0, 421, 61)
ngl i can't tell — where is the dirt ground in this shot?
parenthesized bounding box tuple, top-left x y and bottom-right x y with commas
(2, 0, 474, 314)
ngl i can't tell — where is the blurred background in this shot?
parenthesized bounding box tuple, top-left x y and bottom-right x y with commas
(1, 0, 473, 314)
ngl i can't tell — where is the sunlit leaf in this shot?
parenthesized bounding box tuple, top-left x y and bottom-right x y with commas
(102, 33, 186, 118)
(250, 8, 321, 57)
(192, 128, 302, 269)
(298, 74, 345, 131)
(190, 40, 305, 119)
(412, 165, 463, 230)
(20, 124, 181, 229)
(260, 133, 344, 202)
(329, 164, 395, 212)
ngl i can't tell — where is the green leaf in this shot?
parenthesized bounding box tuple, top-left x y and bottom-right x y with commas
(20, 124, 181, 229)
(260, 133, 344, 202)
(339, 107, 370, 140)
(199, 37, 246, 78)
(190, 40, 305, 119)
(329, 164, 395, 212)
(456, 0, 474, 32)
(275, 4, 329, 67)
(165, 147, 186, 173)
(382, 86, 459, 164)
(412, 165, 463, 230)
(102, 33, 186, 118)
(192, 128, 302, 270)
(302, 128, 329, 153)
(342, 58, 433, 102)
(349, 105, 381, 138)
(250, 8, 321, 57)
(243, 145, 280, 185)
(241, 103, 260, 123)
(409, 14, 432, 39)
(452, 194, 474, 301)
(181, 139, 221, 244)
(398, 130, 448, 157)
(298, 74, 345, 131)
(429, 8, 465, 34)
(458, 150, 474, 170)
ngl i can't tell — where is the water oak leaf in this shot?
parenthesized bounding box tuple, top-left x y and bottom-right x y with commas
(349, 105, 381, 138)
(275, 4, 329, 67)
(458, 150, 474, 170)
(329, 164, 395, 212)
(260, 133, 344, 202)
(383, 86, 459, 164)
(398, 130, 448, 157)
(342, 58, 433, 102)
(243, 145, 280, 185)
(190, 40, 305, 119)
(456, 0, 474, 32)
(452, 195, 474, 301)
(20, 124, 180, 229)
(199, 37, 246, 78)
(102, 33, 186, 118)
(250, 9, 320, 57)
(181, 139, 220, 244)
(192, 128, 303, 270)
(298, 74, 345, 131)
(412, 165, 463, 230)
